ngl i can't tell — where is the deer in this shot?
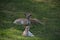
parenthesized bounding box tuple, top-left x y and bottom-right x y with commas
(13, 14, 44, 26)
(13, 13, 44, 37)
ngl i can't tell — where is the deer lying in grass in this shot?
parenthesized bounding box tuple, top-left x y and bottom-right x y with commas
(13, 18, 43, 25)
(13, 13, 44, 37)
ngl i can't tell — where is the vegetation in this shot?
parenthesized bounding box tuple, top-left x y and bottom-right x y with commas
(0, 0, 60, 40)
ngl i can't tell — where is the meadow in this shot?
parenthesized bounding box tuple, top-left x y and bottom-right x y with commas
(0, 0, 60, 40)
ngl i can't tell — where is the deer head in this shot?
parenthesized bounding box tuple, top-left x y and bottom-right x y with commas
(24, 12, 32, 19)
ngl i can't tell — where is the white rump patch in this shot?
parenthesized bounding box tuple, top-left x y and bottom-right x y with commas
(22, 31, 34, 37)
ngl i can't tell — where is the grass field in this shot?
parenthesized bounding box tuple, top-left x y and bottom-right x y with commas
(0, 0, 60, 40)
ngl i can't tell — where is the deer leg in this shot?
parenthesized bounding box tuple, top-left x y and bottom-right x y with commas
(22, 26, 30, 36)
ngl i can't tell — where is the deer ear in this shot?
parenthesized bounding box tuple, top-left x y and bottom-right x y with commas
(30, 15, 32, 16)
(24, 13, 26, 16)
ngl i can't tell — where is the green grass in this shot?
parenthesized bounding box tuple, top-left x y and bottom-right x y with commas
(0, 0, 60, 40)
(0, 27, 47, 40)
